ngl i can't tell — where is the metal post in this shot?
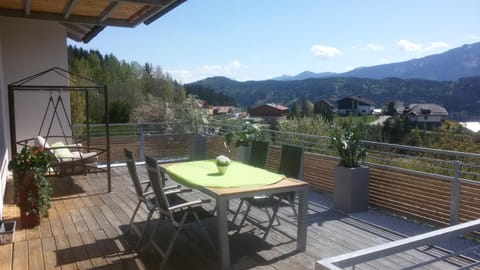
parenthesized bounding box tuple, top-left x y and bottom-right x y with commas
(8, 86, 17, 158)
(139, 123, 145, 161)
(450, 160, 461, 225)
(104, 86, 111, 193)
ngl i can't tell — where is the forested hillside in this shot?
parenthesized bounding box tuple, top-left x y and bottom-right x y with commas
(68, 46, 234, 123)
(190, 76, 480, 121)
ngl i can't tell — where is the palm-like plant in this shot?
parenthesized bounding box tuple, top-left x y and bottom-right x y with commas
(329, 124, 366, 168)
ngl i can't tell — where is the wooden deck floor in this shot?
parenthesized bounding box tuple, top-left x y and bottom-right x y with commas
(1, 166, 478, 270)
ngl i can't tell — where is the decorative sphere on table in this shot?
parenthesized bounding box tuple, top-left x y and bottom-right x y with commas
(215, 155, 231, 175)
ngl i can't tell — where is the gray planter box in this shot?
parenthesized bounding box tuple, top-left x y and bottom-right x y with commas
(235, 145, 251, 163)
(333, 166, 369, 213)
(189, 135, 207, 160)
(0, 221, 16, 245)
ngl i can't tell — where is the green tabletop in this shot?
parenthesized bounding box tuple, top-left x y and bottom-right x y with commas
(165, 160, 285, 188)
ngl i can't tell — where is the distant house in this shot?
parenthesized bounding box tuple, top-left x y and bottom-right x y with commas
(401, 103, 448, 123)
(316, 99, 335, 110)
(337, 96, 375, 116)
(211, 106, 240, 119)
(249, 103, 289, 123)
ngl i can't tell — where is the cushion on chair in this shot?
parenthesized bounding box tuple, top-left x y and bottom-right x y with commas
(36, 136, 51, 149)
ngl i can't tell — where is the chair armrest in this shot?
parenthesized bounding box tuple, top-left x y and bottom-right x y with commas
(168, 199, 211, 211)
(142, 191, 154, 197)
(164, 188, 193, 195)
(164, 184, 181, 191)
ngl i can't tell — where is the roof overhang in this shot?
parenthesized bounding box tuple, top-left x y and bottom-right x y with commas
(0, 0, 186, 43)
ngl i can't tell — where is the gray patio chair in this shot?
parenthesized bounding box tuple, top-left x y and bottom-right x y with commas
(247, 140, 270, 168)
(236, 144, 304, 240)
(143, 155, 215, 270)
(232, 140, 270, 223)
(124, 149, 184, 236)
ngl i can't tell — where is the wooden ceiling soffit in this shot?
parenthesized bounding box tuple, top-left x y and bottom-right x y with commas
(0, 0, 187, 43)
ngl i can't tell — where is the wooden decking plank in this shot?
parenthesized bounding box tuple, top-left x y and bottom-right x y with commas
(91, 229, 123, 270)
(79, 207, 102, 232)
(41, 237, 60, 270)
(26, 226, 40, 240)
(28, 238, 45, 270)
(69, 208, 89, 233)
(79, 231, 110, 269)
(48, 209, 66, 237)
(54, 234, 76, 270)
(12, 240, 28, 270)
(59, 210, 77, 235)
(0, 243, 13, 270)
(67, 232, 94, 269)
(102, 226, 143, 270)
(39, 216, 53, 238)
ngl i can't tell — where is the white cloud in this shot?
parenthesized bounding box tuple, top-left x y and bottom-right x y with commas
(311, 45, 342, 59)
(397, 39, 449, 52)
(167, 60, 247, 83)
(397, 39, 423, 52)
(425, 41, 449, 51)
(367, 44, 384, 51)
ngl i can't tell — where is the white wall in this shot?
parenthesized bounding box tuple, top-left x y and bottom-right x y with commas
(0, 17, 69, 219)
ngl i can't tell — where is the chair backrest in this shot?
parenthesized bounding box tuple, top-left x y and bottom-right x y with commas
(124, 148, 145, 197)
(145, 155, 173, 220)
(248, 140, 269, 168)
(278, 145, 304, 179)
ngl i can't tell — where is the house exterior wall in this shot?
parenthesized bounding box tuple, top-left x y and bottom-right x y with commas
(408, 115, 443, 123)
(0, 17, 69, 219)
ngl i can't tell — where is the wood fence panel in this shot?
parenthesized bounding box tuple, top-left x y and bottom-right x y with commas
(460, 182, 480, 222)
(369, 166, 451, 225)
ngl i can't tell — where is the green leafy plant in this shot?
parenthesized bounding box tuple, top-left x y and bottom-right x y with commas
(182, 94, 208, 134)
(8, 145, 52, 217)
(224, 122, 262, 152)
(329, 124, 367, 168)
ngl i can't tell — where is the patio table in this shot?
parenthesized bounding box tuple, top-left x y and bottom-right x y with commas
(160, 160, 308, 270)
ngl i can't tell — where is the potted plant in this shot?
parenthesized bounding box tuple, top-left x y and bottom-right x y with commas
(329, 123, 369, 213)
(224, 122, 262, 162)
(8, 145, 52, 227)
(215, 155, 231, 175)
(182, 94, 208, 160)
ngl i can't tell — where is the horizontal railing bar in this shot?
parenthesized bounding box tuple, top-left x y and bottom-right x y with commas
(316, 219, 480, 269)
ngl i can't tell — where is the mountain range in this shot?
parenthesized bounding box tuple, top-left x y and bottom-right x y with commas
(272, 42, 480, 81)
(188, 42, 480, 121)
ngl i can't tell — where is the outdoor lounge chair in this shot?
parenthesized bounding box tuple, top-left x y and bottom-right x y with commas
(236, 144, 304, 240)
(123, 149, 184, 236)
(36, 135, 101, 176)
(143, 155, 215, 270)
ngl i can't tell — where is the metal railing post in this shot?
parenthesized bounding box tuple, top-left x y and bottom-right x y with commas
(450, 160, 461, 225)
(139, 123, 145, 161)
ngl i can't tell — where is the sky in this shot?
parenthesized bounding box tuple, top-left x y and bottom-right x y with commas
(68, 0, 480, 83)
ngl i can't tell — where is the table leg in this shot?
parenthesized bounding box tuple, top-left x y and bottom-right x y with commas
(297, 187, 308, 251)
(216, 197, 230, 269)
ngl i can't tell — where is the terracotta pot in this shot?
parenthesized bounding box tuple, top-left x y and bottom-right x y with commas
(20, 208, 40, 228)
(16, 171, 40, 227)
